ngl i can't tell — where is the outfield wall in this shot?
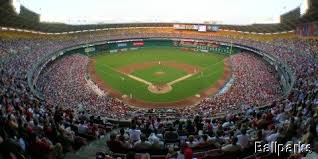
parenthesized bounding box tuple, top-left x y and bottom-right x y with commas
(82, 39, 240, 56)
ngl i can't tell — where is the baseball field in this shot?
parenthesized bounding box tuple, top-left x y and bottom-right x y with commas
(88, 48, 231, 108)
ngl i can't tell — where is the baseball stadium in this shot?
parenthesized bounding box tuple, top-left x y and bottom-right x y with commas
(0, 0, 317, 159)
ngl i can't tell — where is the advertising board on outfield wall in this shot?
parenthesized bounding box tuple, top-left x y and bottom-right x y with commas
(117, 43, 127, 47)
(133, 41, 145, 46)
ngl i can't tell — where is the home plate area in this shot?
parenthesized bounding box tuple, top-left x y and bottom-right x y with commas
(148, 84, 172, 94)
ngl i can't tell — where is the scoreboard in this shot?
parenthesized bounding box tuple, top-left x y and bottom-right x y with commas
(198, 25, 207, 32)
(174, 24, 220, 32)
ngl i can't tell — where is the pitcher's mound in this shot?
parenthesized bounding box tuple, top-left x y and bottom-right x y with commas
(154, 71, 166, 77)
(148, 84, 172, 94)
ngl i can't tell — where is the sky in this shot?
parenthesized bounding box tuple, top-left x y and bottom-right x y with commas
(13, 0, 308, 25)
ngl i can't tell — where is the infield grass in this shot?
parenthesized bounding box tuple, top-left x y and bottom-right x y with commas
(132, 65, 188, 84)
(93, 48, 227, 103)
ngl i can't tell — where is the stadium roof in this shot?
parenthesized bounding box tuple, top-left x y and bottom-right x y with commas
(0, 0, 317, 33)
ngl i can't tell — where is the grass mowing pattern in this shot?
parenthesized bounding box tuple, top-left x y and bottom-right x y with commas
(93, 48, 227, 103)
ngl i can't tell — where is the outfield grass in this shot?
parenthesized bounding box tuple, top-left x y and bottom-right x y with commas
(93, 48, 227, 103)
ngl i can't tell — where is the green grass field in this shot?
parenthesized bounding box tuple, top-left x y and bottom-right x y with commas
(93, 48, 227, 103)
(132, 65, 188, 84)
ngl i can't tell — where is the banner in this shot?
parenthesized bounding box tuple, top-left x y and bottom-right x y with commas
(185, 25, 197, 30)
(296, 22, 318, 36)
(180, 40, 197, 47)
(193, 25, 199, 30)
(133, 41, 144, 46)
(211, 25, 219, 32)
(207, 43, 219, 48)
(130, 48, 139, 50)
(117, 43, 127, 47)
(173, 24, 186, 30)
(109, 49, 118, 53)
(120, 48, 128, 52)
(85, 47, 95, 53)
(198, 25, 207, 32)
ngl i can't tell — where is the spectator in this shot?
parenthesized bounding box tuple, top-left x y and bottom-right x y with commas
(186, 135, 198, 148)
(106, 134, 123, 153)
(134, 134, 152, 150)
(222, 137, 241, 152)
(129, 124, 141, 143)
(236, 129, 249, 149)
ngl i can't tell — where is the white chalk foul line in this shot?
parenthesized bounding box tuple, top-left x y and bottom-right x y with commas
(125, 74, 153, 85)
(100, 64, 153, 86)
(167, 73, 195, 86)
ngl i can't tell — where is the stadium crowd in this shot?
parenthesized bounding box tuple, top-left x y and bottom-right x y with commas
(186, 53, 282, 116)
(104, 96, 317, 158)
(37, 54, 133, 118)
(0, 55, 114, 159)
(0, 28, 317, 159)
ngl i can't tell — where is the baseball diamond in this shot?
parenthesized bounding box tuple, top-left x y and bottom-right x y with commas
(88, 47, 231, 108)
